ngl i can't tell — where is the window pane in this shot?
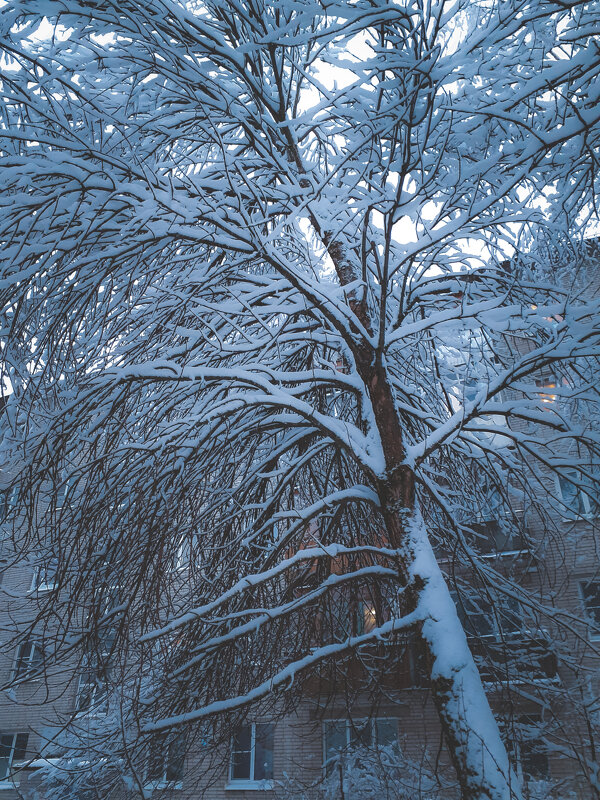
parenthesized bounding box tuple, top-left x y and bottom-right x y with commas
(558, 473, 587, 516)
(331, 596, 351, 641)
(13, 733, 27, 762)
(458, 595, 495, 638)
(582, 581, 600, 627)
(34, 560, 58, 590)
(232, 725, 252, 752)
(231, 750, 251, 780)
(253, 724, 274, 781)
(536, 377, 558, 404)
(76, 668, 108, 713)
(13, 644, 28, 677)
(497, 596, 522, 637)
(147, 736, 165, 783)
(359, 602, 377, 634)
(165, 734, 185, 782)
(349, 720, 371, 748)
(231, 725, 252, 780)
(76, 674, 95, 713)
(521, 740, 549, 780)
(0, 735, 13, 779)
(147, 760, 163, 782)
(323, 721, 346, 764)
(375, 719, 397, 747)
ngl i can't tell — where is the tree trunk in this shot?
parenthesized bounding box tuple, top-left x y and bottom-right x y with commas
(356, 349, 520, 800)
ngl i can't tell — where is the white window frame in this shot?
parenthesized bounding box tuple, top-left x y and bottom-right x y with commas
(30, 561, 58, 593)
(557, 469, 598, 520)
(75, 664, 110, 716)
(322, 718, 398, 772)
(227, 722, 274, 790)
(0, 732, 28, 787)
(0, 486, 18, 519)
(456, 592, 522, 642)
(580, 580, 600, 641)
(11, 641, 43, 683)
(470, 516, 526, 556)
(92, 584, 124, 656)
(145, 732, 185, 790)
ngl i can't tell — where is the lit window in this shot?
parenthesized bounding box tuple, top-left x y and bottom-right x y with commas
(580, 581, 600, 638)
(0, 733, 28, 782)
(536, 377, 558, 404)
(330, 595, 382, 641)
(558, 470, 598, 518)
(146, 732, 185, 787)
(323, 718, 397, 771)
(229, 723, 274, 786)
(12, 641, 43, 682)
(360, 602, 377, 634)
(76, 665, 110, 714)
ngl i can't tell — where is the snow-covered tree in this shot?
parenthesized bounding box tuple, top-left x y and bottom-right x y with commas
(0, 1, 599, 799)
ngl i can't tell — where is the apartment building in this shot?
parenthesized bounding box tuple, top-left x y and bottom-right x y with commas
(0, 452, 598, 800)
(0, 256, 599, 800)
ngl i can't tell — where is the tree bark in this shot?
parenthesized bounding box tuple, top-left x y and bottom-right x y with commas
(327, 246, 521, 800)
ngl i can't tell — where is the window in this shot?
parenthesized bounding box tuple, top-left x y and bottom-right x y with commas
(467, 487, 526, 555)
(229, 723, 274, 787)
(504, 716, 549, 783)
(359, 601, 377, 634)
(520, 731, 549, 781)
(12, 641, 43, 682)
(90, 586, 124, 656)
(0, 487, 18, 524)
(0, 733, 28, 782)
(536, 376, 559, 404)
(470, 519, 524, 555)
(323, 718, 397, 770)
(30, 560, 58, 592)
(456, 592, 521, 641)
(580, 580, 600, 639)
(146, 732, 185, 788)
(558, 470, 598, 518)
(330, 594, 384, 642)
(76, 665, 110, 714)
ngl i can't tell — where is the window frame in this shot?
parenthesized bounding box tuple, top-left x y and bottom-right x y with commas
(0, 732, 28, 786)
(456, 592, 522, 642)
(535, 374, 561, 406)
(469, 517, 526, 556)
(145, 732, 185, 790)
(11, 641, 43, 683)
(227, 722, 274, 790)
(322, 717, 399, 773)
(502, 716, 550, 784)
(557, 469, 598, 520)
(30, 560, 58, 593)
(75, 664, 110, 716)
(0, 486, 19, 523)
(580, 580, 600, 641)
(89, 584, 125, 657)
